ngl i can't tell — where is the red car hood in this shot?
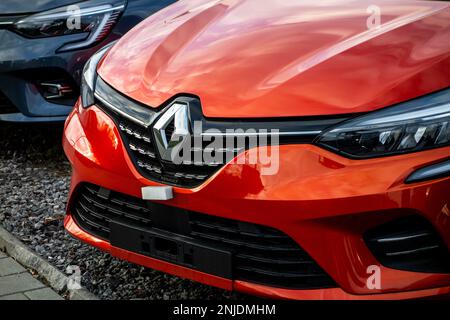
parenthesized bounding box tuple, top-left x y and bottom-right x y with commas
(98, 0, 450, 118)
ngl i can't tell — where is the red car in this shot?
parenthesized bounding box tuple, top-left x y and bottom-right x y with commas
(63, 0, 450, 299)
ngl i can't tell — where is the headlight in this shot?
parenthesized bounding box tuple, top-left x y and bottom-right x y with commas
(80, 41, 116, 108)
(12, 0, 126, 51)
(80, 40, 156, 126)
(315, 89, 450, 158)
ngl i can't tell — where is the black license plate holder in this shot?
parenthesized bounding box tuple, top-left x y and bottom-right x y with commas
(110, 221, 232, 279)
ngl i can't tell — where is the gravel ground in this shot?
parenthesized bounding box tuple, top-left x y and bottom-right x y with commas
(0, 122, 244, 300)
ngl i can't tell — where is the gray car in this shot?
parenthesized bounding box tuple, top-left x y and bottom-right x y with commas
(0, 0, 176, 122)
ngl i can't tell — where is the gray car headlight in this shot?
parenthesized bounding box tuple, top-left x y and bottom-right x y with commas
(315, 88, 450, 158)
(12, 0, 125, 52)
(80, 41, 116, 108)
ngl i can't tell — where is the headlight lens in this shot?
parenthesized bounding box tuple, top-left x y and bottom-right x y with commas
(316, 89, 450, 158)
(80, 41, 116, 108)
(12, 0, 125, 51)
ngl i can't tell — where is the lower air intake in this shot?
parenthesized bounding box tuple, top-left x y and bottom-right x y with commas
(71, 183, 336, 289)
(364, 215, 450, 273)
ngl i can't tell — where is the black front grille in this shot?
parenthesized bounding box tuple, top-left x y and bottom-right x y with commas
(0, 91, 18, 114)
(104, 112, 224, 188)
(365, 215, 450, 273)
(71, 183, 336, 289)
(119, 117, 224, 186)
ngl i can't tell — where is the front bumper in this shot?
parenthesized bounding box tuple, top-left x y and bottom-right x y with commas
(0, 30, 86, 122)
(0, 28, 121, 123)
(63, 101, 450, 299)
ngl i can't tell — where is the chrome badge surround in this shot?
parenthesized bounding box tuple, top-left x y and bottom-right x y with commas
(152, 102, 191, 162)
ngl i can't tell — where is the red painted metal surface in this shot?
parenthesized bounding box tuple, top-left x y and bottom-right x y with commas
(98, 0, 450, 118)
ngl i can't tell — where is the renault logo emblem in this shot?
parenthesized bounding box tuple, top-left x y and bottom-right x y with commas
(153, 102, 190, 162)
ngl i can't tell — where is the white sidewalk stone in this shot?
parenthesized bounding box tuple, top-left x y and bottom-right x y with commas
(0, 251, 63, 300)
(0, 257, 26, 276)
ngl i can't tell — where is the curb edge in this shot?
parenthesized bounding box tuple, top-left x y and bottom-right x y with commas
(0, 224, 98, 300)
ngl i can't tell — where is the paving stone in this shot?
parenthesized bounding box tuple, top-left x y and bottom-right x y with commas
(0, 258, 26, 276)
(0, 293, 29, 300)
(0, 273, 44, 297)
(24, 288, 63, 300)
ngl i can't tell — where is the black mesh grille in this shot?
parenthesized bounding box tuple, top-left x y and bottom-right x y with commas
(0, 91, 18, 114)
(188, 212, 334, 288)
(71, 183, 336, 289)
(364, 215, 450, 273)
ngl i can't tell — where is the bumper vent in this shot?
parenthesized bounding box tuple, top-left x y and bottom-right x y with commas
(188, 212, 334, 289)
(71, 183, 336, 289)
(364, 215, 450, 273)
